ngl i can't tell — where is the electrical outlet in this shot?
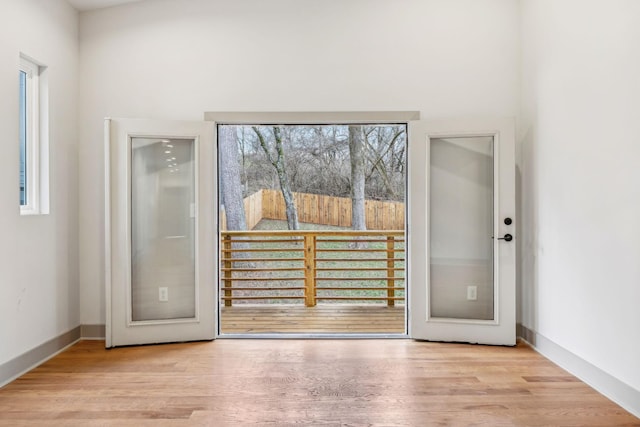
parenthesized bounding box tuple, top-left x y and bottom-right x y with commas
(159, 287, 169, 302)
(467, 285, 477, 301)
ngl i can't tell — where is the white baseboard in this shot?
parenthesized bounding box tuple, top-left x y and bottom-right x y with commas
(518, 324, 640, 419)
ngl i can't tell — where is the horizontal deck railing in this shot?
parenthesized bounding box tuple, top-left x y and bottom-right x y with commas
(220, 230, 405, 307)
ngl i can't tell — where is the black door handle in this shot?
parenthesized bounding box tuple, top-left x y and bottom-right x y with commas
(497, 234, 513, 242)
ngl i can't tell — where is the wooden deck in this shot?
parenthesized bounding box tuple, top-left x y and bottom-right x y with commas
(220, 304, 406, 334)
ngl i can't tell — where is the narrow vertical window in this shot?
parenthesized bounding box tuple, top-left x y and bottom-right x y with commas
(19, 55, 48, 215)
(19, 70, 27, 206)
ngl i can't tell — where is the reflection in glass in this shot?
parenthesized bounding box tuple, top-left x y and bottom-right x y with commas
(19, 71, 27, 205)
(429, 137, 494, 320)
(131, 138, 196, 321)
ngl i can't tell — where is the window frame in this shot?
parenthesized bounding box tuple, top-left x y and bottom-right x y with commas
(19, 55, 48, 215)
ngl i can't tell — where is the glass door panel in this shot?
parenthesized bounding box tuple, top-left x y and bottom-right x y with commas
(131, 137, 196, 321)
(429, 136, 494, 321)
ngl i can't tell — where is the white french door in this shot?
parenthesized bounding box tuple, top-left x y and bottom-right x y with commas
(409, 118, 516, 345)
(104, 114, 513, 346)
(105, 118, 217, 348)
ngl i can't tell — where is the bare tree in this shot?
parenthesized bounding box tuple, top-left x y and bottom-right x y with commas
(219, 126, 247, 231)
(236, 124, 406, 205)
(252, 126, 300, 230)
(349, 125, 366, 232)
(364, 126, 406, 200)
(293, 125, 350, 197)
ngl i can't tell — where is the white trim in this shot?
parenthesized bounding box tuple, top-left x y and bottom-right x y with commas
(19, 54, 49, 216)
(104, 118, 112, 348)
(520, 325, 640, 418)
(125, 134, 132, 326)
(492, 133, 501, 324)
(426, 317, 499, 326)
(204, 111, 419, 125)
(125, 134, 202, 327)
(427, 132, 501, 324)
(194, 135, 201, 323)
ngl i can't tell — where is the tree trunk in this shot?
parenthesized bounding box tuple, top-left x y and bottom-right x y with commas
(253, 126, 300, 230)
(281, 185, 299, 231)
(219, 126, 252, 268)
(219, 126, 247, 231)
(349, 125, 367, 231)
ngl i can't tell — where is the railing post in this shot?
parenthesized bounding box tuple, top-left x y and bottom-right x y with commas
(387, 235, 395, 307)
(304, 234, 317, 307)
(223, 234, 232, 307)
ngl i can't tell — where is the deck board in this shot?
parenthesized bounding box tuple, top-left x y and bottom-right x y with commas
(220, 304, 406, 334)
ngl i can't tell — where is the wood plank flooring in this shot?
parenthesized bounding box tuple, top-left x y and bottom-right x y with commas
(0, 340, 638, 426)
(220, 304, 406, 334)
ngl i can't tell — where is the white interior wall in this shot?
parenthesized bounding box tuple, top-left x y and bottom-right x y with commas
(520, 0, 640, 393)
(1, 0, 637, 414)
(78, 0, 520, 325)
(0, 0, 79, 364)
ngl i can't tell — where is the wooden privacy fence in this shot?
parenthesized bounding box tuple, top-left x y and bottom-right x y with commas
(220, 230, 405, 307)
(220, 190, 263, 231)
(221, 189, 405, 230)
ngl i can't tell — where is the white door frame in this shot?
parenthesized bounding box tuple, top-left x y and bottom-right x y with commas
(205, 111, 419, 337)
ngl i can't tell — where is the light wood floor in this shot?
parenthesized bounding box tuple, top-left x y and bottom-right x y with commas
(0, 340, 638, 426)
(220, 304, 406, 334)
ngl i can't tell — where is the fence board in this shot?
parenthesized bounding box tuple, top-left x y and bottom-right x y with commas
(222, 189, 404, 230)
(259, 189, 404, 230)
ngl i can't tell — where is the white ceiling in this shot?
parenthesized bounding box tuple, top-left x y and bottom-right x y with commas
(66, 0, 144, 12)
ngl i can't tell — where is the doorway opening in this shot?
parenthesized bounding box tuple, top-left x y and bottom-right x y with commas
(217, 123, 407, 336)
